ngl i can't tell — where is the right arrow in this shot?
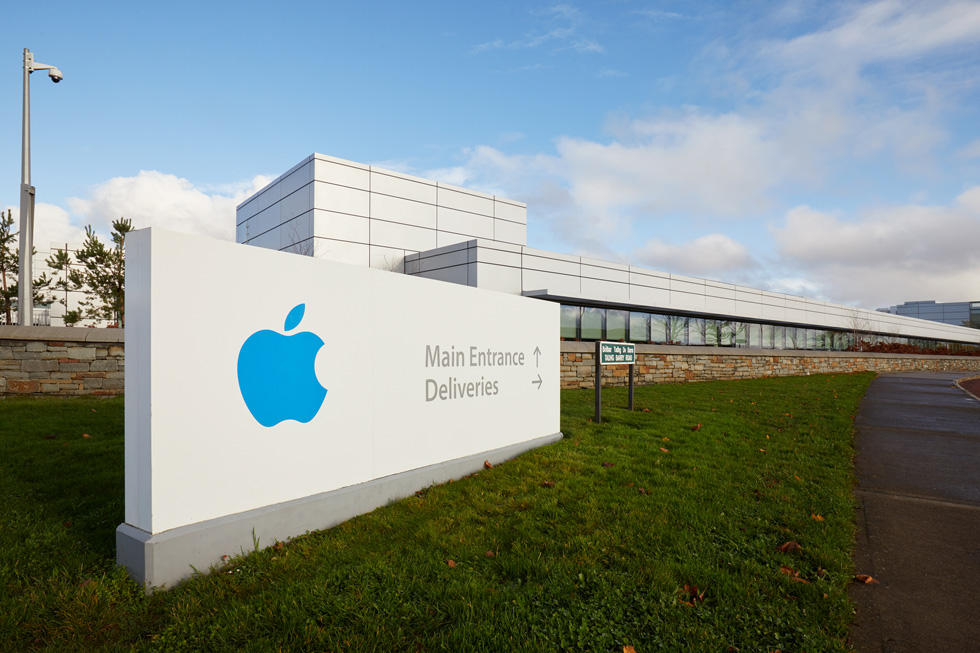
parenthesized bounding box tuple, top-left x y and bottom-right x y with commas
(531, 374, 542, 389)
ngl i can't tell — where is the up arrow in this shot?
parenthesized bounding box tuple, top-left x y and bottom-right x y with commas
(531, 374, 542, 389)
(533, 346, 541, 367)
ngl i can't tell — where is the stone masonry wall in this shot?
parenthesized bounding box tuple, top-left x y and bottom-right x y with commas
(4, 328, 979, 397)
(561, 341, 980, 389)
(0, 326, 125, 397)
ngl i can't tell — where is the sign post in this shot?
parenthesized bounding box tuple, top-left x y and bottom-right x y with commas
(594, 341, 636, 423)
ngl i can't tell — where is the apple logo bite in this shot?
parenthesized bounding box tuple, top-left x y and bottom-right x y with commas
(237, 303, 327, 427)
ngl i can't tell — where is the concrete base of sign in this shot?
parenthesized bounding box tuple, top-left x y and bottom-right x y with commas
(117, 431, 562, 592)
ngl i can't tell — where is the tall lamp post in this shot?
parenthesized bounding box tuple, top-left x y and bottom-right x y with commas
(17, 48, 63, 326)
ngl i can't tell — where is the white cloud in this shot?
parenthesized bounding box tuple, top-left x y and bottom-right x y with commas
(67, 171, 273, 242)
(2, 203, 88, 254)
(634, 234, 760, 280)
(770, 189, 980, 306)
(768, 0, 980, 69)
(472, 3, 602, 54)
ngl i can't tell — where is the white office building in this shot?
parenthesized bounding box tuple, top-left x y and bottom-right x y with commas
(237, 153, 980, 351)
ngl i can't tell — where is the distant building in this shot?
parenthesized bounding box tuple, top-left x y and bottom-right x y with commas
(878, 300, 980, 329)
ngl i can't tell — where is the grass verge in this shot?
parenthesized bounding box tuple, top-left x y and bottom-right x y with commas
(0, 373, 873, 651)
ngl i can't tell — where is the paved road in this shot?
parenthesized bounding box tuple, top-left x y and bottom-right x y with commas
(849, 371, 980, 653)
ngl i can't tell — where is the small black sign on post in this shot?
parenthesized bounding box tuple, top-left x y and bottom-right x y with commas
(594, 341, 636, 424)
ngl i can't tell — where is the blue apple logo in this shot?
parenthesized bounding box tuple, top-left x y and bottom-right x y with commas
(237, 303, 327, 427)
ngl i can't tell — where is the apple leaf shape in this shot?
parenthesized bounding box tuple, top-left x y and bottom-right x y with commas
(284, 303, 306, 332)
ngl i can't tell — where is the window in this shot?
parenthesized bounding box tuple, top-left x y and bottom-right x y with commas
(689, 318, 706, 345)
(560, 305, 580, 339)
(629, 312, 650, 342)
(607, 310, 628, 341)
(581, 307, 604, 340)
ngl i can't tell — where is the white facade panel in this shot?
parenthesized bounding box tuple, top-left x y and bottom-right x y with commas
(248, 204, 282, 239)
(371, 170, 437, 204)
(670, 277, 705, 297)
(280, 185, 312, 222)
(705, 280, 736, 299)
(255, 183, 281, 214)
(581, 278, 630, 301)
(237, 198, 258, 223)
(416, 248, 469, 273)
(313, 182, 370, 217)
(522, 251, 580, 276)
(438, 185, 494, 216)
(438, 207, 494, 239)
(312, 238, 370, 267)
(313, 211, 370, 243)
(314, 157, 370, 190)
(582, 261, 629, 284)
(416, 264, 471, 286)
(279, 213, 313, 250)
(522, 269, 581, 295)
(494, 200, 527, 224)
(736, 300, 764, 319)
(473, 245, 522, 268)
(669, 289, 706, 312)
(629, 285, 670, 307)
(704, 295, 736, 315)
(761, 304, 787, 321)
(369, 246, 407, 273)
(493, 219, 527, 245)
(437, 231, 475, 248)
(281, 162, 312, 197)
(474, 262, 523, 294)
(249, 227, 280, 250)
(372, 219, 438, 252)
(629, 268, 670, 289)
(372, 193, 437, 229)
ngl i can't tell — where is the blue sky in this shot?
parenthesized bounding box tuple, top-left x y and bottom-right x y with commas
(3, 0, 980, 309)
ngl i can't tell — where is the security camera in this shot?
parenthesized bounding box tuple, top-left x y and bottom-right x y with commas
(48, 68, 63, 83)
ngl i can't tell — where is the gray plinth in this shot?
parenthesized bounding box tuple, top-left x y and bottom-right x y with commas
(117, 431, 562, 592)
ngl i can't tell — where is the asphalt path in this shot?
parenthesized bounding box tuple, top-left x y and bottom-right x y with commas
(849, 372, 980, 653)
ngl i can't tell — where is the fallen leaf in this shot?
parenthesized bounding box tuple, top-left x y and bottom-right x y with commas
(483, 460, 493, 469)
(485, 550, 495, 558)
(692, 424, 701, 431)
(638, 488, 649, 495)
(63, 521, 72, 528)
(659, 447, 669, 453)
(812, 513, 825, 522)
(43, 435, 57, 440)
(91, 409, 97, 413)
(759, 448, 766, 453)
(642, 408, 650, 412)
(82, 433, 91, 439)
(602, 462, 615, 467)
(779, 566, 810, 583)
(794, 475, 802, 482)
(854, 574, 879, 585)
(447, 559, 457, 568)
(662, 437, 670, 441)
(776, 541, 801, 554)
(541, 481, 555, 488)
(624, 646, 637, 653)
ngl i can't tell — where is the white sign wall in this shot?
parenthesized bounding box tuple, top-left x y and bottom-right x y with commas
(119, 228, 560, 588)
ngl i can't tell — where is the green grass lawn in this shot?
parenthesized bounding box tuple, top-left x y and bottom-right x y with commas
(0, 373, 873, 652)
